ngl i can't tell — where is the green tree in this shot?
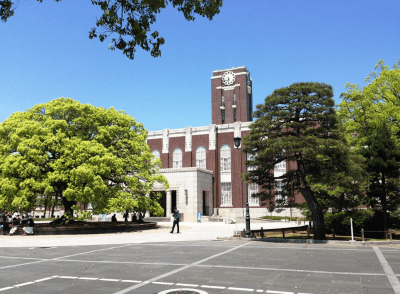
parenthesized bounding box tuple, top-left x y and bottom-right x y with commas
(339, 59, 400, 235)
(0, 98, 168, 217)
(243, 82, 353, 240)
(0, 0, 223, 60)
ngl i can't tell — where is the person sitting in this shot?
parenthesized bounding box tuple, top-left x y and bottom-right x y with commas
(111, 214, 117, 222)
(23, 217, 34, 235)
(9, 217, 19, 236)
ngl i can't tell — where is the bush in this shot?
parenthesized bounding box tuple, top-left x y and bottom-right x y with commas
(390, 210, 400, 228)
(324, 209, 381, 236)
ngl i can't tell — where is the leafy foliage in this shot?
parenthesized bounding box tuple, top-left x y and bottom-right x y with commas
(0, 0, 223, 60)
(0, 98, 168, 216)
(339, 59, 400, 233)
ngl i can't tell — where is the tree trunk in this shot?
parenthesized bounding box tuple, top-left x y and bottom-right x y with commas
(62, 197, 76, 216)
(300, 187, 326, 240)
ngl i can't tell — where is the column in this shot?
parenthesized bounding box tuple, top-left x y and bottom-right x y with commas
(166, 190, 171, 218)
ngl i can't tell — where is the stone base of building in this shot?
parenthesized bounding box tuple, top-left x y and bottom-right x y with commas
(216, 207, 304, 219)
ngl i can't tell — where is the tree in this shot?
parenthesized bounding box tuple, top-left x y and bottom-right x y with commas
(0, 98, 168, 217)
(339, 60, 400, 235)
(243, 82, 353, 240)
(0, 0, 223, 60)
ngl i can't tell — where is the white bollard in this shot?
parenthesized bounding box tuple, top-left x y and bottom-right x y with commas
(350, 217, 354, 241)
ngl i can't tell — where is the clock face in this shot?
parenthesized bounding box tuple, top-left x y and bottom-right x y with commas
(222, 71, 236, 86)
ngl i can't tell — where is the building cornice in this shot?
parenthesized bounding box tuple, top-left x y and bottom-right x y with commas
(159, 167, 214, 175)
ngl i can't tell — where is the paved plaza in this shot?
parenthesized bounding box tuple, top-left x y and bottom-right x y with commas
(1, 222, 400, 294)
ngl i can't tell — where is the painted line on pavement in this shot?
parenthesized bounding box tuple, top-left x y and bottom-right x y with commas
(201, 285, 226, 289)
(199, 264, 388, 276)
(112, 241, 251, 294)
(373, 246, 400, 294)
(0, 243, 137, 270)
(176, 283, 199, 287)
(152, 281, 174, 285)
(0, 275, 314, 294)
(228, 286, 254, 291)
(9, 255, 393, 277)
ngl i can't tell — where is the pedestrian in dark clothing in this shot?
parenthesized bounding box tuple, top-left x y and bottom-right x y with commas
(1, 210, 9, 235)
(111, 214, 117, 222)
(170, 207, 180, 234)
(123, 211, 129, 222)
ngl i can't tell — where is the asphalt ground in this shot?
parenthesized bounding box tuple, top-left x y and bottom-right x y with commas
(1, 240, 400, 294)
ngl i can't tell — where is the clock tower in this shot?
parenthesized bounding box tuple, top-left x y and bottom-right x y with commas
(211, 66, 253, 125)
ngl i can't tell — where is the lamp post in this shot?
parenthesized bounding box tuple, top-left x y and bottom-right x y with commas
(234, 136, 251, 238)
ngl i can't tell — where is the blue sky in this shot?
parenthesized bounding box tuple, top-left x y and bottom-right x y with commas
(1, 0, 399, 131)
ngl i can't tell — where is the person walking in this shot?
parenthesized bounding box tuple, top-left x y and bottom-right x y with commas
(170, 207, 180, 234)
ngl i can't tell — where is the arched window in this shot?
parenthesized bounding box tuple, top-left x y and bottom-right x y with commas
(152, 149, 160, 161)
(173, 148, 182, 168)
(220, 145, 231, 171)
(196, 146, 206, 169)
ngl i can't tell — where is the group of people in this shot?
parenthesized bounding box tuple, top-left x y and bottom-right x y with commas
(0, 209, 35, 236)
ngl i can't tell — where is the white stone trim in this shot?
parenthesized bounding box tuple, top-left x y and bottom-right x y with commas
(212, 66, 249, 73)
(209, 124, 217, 150)
(162, 129, 169, 154)
(185, 126, 192, 152)
(159, 167, 213, 175)
(216, 84, 241, 90)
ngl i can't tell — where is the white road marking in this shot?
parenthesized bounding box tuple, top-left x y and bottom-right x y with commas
(0, 243, 137, 270)
(228, 286, 254, 291)
(199, 264, 388, 276)
(0, 287, 14, 292)
(13, 282, 34, 287)
(373, 246, 400, 294)
(113, 242, 250, 294)
(256, 290, 264, 293)
(120, 280, 142, 283)
(152, 281, 174, 285)
(176, 283, 199, 287)
(267, 291, 294, 294)
(35, 277, 53, 282)
(201, 285, 226, 289)
(58, 276, 78, 279)
(99, 278, 120, 282)
(78, 277, 99, 280)
(0, 255, 47, 261)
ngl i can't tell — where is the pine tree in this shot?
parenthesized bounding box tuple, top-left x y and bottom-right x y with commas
(243, 82, 351, 240)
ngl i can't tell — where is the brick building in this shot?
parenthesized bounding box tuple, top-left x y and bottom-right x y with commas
(147, 67, 304, 222)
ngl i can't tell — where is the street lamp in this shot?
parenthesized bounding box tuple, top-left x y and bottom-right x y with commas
(233, 136, 251, 238)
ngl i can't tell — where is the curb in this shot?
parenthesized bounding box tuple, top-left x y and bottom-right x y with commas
(218, 237, 400, 245)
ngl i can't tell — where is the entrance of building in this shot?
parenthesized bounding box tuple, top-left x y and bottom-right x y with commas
(171, 190, 177, 214)
(202, 191, 207, 216)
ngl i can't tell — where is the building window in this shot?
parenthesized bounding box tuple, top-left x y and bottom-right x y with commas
(196, 146, 206, 169)
(220, 144, 231, 171)
(247, 153, 257, 171)
(275, 180, 287, 205)
(221, 183, 232, 205)
(248, 182, 259, 206)
(152, 149, 160, 161)
(274, 160, 286, 171)
(173, 148, 182, 168)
